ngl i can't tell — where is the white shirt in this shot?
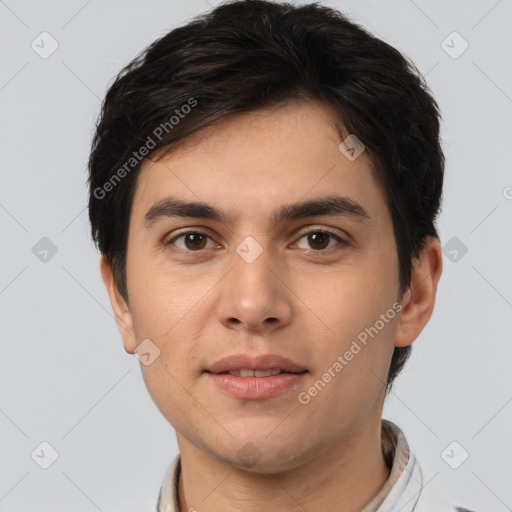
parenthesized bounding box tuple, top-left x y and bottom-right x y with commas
(156, 420, 468, 512)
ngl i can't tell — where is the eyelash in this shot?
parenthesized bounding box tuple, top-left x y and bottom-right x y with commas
(165, 228, 349, 255)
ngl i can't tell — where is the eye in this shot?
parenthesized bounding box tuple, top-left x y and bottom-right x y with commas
(294, 230, 348, 252)
(167, 231, 216, 251)
(165, 229, 348, 254)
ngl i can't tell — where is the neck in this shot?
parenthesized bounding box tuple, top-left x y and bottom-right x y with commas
(176, 417, 391, 512)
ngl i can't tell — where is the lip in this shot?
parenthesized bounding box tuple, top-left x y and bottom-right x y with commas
(204, 354, 308, 400)
(205, 372, 307, 400)
(205, 354, 307, 374)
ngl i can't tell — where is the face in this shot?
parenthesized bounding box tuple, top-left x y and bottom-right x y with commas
(104, 100, 413, 472)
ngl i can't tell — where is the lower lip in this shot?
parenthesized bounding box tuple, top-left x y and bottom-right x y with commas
(205, 372, 307, 400)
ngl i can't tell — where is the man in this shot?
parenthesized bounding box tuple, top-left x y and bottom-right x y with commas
(88, 1, 475, 510)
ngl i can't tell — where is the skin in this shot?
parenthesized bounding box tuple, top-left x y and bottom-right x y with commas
(101, 99, 442, 512)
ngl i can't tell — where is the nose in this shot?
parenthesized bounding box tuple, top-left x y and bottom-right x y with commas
(215, 242, 293, 333)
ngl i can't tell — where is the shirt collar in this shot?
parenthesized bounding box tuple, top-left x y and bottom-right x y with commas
(156, 419, 450, 512)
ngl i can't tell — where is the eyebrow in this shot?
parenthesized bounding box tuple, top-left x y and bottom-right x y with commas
(143, 195, 371, 228)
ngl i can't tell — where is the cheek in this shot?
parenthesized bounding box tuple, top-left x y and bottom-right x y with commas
(302, 317, 396, 423)
(126, 250, 208, 337)
(302, 266, 396, 345)
(126, 273, 207, 396)
(299, 262, 399, 398)
(139, 360, 205, 435)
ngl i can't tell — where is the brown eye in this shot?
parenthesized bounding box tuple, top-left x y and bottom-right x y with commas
(167, 231, 213, 251)
(296, 230, 346, 252)
(307, 232, 330, 250)
(183, 233, 207, 250)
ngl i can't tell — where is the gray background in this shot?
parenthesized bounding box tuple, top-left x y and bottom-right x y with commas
(1, 0, 511, 510)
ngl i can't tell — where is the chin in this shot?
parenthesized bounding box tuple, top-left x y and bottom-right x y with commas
(212, 431, 312, 474)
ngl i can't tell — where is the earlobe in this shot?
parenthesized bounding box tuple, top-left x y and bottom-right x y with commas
(394, 236, 443, 348)
(99, 255, 138, 354)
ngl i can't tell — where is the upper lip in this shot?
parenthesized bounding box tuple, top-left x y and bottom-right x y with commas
(205, 354, 307, 374)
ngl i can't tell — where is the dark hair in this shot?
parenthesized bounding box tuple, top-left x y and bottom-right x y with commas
(88, 0, 444, 394)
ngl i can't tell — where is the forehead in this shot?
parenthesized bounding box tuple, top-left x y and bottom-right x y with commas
(131, 100, 386, 228)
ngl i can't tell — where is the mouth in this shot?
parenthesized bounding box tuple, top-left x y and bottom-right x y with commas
(207, 368, 306, 377)
(205, 353, 308, 375)
(204, 354, 308, 399)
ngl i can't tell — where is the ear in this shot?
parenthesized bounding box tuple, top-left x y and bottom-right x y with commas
(100, 254, 137, 354)
(394, 236, 443, 348)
